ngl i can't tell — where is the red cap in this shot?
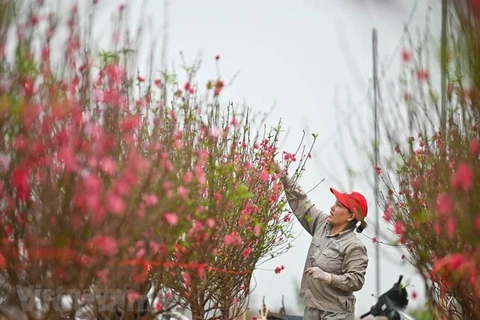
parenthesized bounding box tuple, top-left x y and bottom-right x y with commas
(330, 188, 368, 221)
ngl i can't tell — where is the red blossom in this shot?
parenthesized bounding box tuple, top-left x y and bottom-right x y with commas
(274, 265, 285, 274)
(411, 291, 417, 300)
(183, 171, 193, 184)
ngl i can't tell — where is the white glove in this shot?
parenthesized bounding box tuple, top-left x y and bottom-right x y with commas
(305, 267, 332, 284)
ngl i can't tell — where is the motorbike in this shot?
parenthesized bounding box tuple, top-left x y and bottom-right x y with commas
(360, 275, 415, 320)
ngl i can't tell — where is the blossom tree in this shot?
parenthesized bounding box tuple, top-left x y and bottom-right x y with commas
(372, 0, 480, 318)
(0, 1, 315, 319)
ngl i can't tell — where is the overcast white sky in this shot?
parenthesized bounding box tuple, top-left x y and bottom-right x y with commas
(46, 0, 442, 317)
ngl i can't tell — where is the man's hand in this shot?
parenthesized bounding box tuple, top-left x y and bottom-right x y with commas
(305, 267, 332, 284)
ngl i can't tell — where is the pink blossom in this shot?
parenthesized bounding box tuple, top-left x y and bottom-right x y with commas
(253, 225, 261, 236)
(100, 157, 116, 175)
(416, 69, 429, 82)
(194, 165, 206, 185)
(374, 167, 382, 176)
(149, 241, 161, 254)
(93, 89, 104, 102)
(120, 115, 141, 131)
(206, 218, 215, 228)
(105, 64, 125, 82)
(183, 171, 193, 184)
(127, 291, 140, 302)
(210, 127, 222, 138)
(242, 247, 253, 258)
(97, 269, 109, 283)
(436, 193, 454, 215)
(259, 170, 270, 182)
(90, 236, 119, 256)
(143, 194, 158, 207)
(174, 139, 182, 149)
(177, 186, 188, 200)
(84, 174, 103, 193)
(12, 165, 30, 201)
(106, 193, 126, 215)
(224, 232, 242, 246)
(136, 248, 146, 259)
(113, 180, 130, 196)
(401, 49, 411, 62)
(433, 253, 466, 273)
(372, 237, 378, 244)
(383, 206, 394, 222)
(164, 212, 178, 226)
(470, 139, 480, 157)
(394, 221, 405, 235)
(446, 218, 457, 238)
(450, 162, 474, 191)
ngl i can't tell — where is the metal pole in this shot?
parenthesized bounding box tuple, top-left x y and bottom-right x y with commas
(372, 28, 381, 298)
(440, 0, 448, 136)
